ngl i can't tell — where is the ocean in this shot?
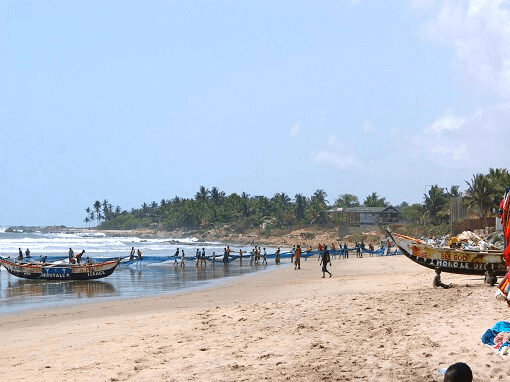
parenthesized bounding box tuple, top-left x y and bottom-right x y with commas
(0, 228, 284, 314)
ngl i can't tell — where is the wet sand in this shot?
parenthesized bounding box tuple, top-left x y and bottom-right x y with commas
(0, 255, 508, 381)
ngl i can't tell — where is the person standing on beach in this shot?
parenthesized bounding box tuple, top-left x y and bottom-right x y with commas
(18, 248, 23, 260)
(320, 245, 332, 278)
(137, 249, 142, 260)
(180, 249, 185, 266)
(129, 247, 135, 260)
(275, 247, 281, 264)
(291, 245, 296, 264)
(239, 249, 243, 264)
(294, 244, 301, 270)
(25, 248, 30, 258)
(262, 248, 267, 265)
(343, 243, 349, 259)
(201, 247, 207, 266)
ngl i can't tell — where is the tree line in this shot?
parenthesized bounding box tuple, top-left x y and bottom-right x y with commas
(83, 168, 510, 235)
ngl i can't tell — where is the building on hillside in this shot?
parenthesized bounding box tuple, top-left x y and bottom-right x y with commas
(326, 206, 403, 236)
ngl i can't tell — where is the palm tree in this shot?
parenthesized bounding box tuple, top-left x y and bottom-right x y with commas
(241, 192, 250, 217)
(171, 196, 182, 206)
(195, 186, 210, 203)
(487, 168, 510, 211)
(334, 194, 360, 208)
(422, 185, 448, 225)
(294, 194, 307, 221)
(85, 207, 91, 225)
(102, 199, 112, 222)
(84, 216, 90, 228)
(312, 189, 328, 206)
(93, 201, 102, 226)
(465, 174, 495, 228)
(210, 187, 225, 206)
(308, 190, 329, 225)
(363, 192, 387, 207)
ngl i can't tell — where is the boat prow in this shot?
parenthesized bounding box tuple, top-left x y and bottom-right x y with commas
(387, 228, 506, 276)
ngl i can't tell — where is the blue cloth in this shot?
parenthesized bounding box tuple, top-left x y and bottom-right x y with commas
(493, 321, 510, 333)
(480, 321, 510, 345)
(481, 329, 498, 345)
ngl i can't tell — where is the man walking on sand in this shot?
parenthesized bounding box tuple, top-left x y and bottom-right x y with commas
(320, 245, 332, 278)
(294, 244, 301, 270)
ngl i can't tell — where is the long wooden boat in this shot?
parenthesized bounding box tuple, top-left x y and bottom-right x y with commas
(387, 229, 507, 276)
(0, 257, 122, 280)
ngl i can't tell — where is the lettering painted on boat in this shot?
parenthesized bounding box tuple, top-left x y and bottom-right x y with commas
(440, 253, 468, 261)
(38, 273, 71, 278)
(87, 271, 105, 277)
(436, 261, 471, 269)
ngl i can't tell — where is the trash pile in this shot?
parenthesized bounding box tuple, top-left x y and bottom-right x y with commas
(422, 230, 504, 251)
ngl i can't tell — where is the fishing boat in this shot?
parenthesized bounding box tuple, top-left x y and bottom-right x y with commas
(0, 257, 122, 280)
(387, 229, 507, 276)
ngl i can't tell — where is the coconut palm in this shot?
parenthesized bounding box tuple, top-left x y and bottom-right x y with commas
(93, 201, 102, 226)
(363, 192, 387, 207)
(422, 185, 448, 225)
(195, 186, 210, 203)
(294, 194, 307, 221)
(334, 194, 360, 208)
(241, 192, 250, 217)
(465, 174, 495, 228)
(210, 187, 225, 206)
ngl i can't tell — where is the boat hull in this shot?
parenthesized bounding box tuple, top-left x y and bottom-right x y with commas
(388, 231, 506, 276)
(0, 257, 122, 280)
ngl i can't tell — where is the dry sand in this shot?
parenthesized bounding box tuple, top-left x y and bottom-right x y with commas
(0, 255, 508, 381)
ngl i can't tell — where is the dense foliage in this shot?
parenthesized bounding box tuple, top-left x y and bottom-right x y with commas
(84, 168, 510, 235)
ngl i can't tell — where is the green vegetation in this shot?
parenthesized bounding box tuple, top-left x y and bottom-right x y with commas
(83, 168, 510, 237)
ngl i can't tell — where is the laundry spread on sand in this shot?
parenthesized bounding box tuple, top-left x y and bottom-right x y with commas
(481, 321, 510, 356)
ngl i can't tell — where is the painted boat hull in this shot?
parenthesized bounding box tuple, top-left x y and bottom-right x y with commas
(0, 257, 122, 280)
(388, 230, 506, 276)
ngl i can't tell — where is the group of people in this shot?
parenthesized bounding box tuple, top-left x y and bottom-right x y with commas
(68, 247, 87, 264)
(290, 243, 333, 277)
(17, 248, 30, 260)
(17, 247, 89, 265)
(128, 247, 143, 261)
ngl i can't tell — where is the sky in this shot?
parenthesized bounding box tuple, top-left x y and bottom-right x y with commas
(1, 0, 509, 227)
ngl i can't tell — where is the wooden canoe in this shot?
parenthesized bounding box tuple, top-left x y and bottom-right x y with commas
(387, 229, 506, 276)
(0, 257, 122, 280)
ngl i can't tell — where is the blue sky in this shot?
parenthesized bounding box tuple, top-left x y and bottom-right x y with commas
(1, 0, 509, 227)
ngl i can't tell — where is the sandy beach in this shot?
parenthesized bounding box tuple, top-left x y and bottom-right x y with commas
(0, 255, 508, 381)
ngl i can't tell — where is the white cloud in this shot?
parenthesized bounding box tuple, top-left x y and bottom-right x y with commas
(352, 0, 363, 5)
(290, 122, 302, 137)
(361, 121, 377, 135)
(420, 0, 510, 96)
(426, 115, 466, 134)
(398, 102, 510, 169)
(309, 135, 359, 170)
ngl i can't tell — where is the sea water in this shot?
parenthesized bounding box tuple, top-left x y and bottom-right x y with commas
(0, 228, 284, 314)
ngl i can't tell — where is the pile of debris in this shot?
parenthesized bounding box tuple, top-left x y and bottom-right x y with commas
(423, 231, 505, 251)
